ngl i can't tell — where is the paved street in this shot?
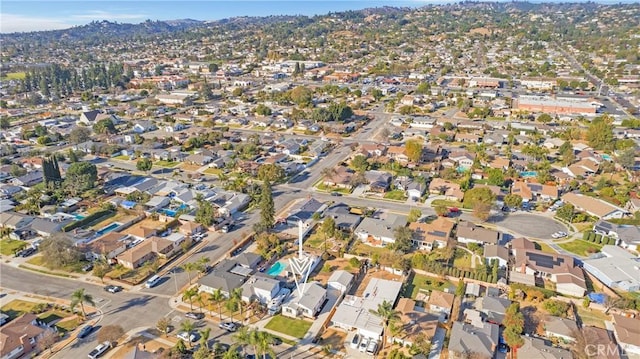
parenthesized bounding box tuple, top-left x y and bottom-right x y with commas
(490, 213, 567, 240)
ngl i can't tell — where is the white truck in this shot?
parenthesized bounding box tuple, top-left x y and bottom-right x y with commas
(267, 287, 291, 316)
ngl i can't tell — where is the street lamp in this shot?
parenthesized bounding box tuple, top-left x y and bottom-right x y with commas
(172, 268, 179, 300)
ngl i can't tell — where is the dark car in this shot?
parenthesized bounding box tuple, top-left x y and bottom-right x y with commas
(271, 337, 282, 345)
(330, 191, 342, 197)
(77, 325, 94, 339)
(498, 343, 510, 353)
(20, 248, 36, 257)
(185, 312, 205, 320)
(82, 263, 94, 272)
(104, 285, 123, 293)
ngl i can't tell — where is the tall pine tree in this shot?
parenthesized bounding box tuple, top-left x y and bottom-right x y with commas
(259, 180, 275, 231)
(42, 155, 62, 188)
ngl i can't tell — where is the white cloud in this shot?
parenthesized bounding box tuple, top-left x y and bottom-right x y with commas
(71, 10, 148, 21)
(0, 13, 72, 33)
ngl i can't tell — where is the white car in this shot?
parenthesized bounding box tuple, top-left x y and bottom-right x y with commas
(551, 231, 568, 239)
(88, 341, 110, 359)
(176, 331, 197, 342)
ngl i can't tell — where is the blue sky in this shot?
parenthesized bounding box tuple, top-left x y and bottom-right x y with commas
(0, 1, 424, 33)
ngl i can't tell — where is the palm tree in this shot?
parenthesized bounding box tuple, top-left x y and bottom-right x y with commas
(210, 288, 225, 320)
(225, 296, 239, 323)
(230, 288, 244, 323)
(181, 262, 198, 284)
(222, 345, 243, 359)
(182, 287, 199, 311)
(234, 326, 254, 355)
(197, 257, 211, 277)
(199, 327, 211, 350)
(255, 331, 276, 359)
(180, 320, 195, 347)
(70, 288, 95, 318)
(370, 300, 400, 350)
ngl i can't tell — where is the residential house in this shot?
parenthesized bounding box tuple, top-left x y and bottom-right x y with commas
(390, 298, 439, 347)
(487, 157, 511, 170)
(331, 278, 403, 341)
(512, 238, 587, 297)
(428, 178, 464, 201)
(323, 203, 363, 232)
(359, 144, 387, 158)
(120, 345, 161, 359)
(483, 245, 509, 267)
(449, 151, 475, 169)
(581, 326, 621, 359)
(143, 196, 171, 213)
(518, 337, 573, 359)
(287, 197, 326, 224)
(386, 146, 409, 164)
(564, 158, 599, 178)
(355, 214, 407, 247)
(78, 110, 101, 125)
(327, 270, 354, 295)
(125, 226, 157, 241)
(561, 193, 628, 219)
(593, 220, 640, 250)
(0, 212, 35, 230)
(0, 313, 52, 359)
(474, 296, 511, 325)
(456, 221, 501, 245)
(198, 259, 248, 297)
(408, 217, 454, 251)
(116, 236, 177, 269)
(544, 316, 578, 343)
(184, 153, 213, 166)
(406, 182, 426, 201)
(611, 314, 640, 357)
(582, 245, 640, 292)
(427, 290, 455, 318)
(29, 217, 73, 237)
(84, 232, 131, 263)
(179, 220, 203, 237)
(10, 171, 43, 187)
(322, 167, 354, 189)
(365, 170, 392, 193)
(448, 321, 499, 359)
(241, 275, 281, 304)
(281, 281, 326, 319)
(133, 120, 157, 134)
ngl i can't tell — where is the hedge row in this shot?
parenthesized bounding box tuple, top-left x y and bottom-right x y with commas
(419, 263, 498, 284)
(63, 210, 114, 232)
(583, 231, 616, 245)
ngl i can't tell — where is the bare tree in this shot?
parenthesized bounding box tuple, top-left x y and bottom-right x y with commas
(97, 325, 125, 347)
(37, 330, 59, 354)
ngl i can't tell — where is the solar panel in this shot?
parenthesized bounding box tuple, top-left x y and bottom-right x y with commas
(526, 252, 564, 269)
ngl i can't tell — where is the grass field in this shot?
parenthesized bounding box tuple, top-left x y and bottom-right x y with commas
(264, 315, 312, 339)
(558, 239, 602, 257)
(0, 239, 27, 256)
(154, 160, 180, 168)
(1, 299, 38, 320)
(403, 273, 454, 299)
(1, 72, 26, 80)
(431, 199, 462, 208)
(452, 248, 472, 269)
(316, 183, 352, 194)
(203, 168, 223, 175)
(533, 241, 556, 254)
(577, 306, 610, 329)
(384, 189, 407, 201)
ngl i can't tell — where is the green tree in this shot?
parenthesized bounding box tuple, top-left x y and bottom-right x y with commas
(258, 180, 275, 231)
(557, 204, 575, 222)
(193, 345, 211, 359)
(405, 139, 423, 163)
(618, 147, 636, 169)
(64, 161, 97, 195)
(408, 208, 422, 222)
(42, 155, 62, 188)
(70, 288, 95, 318)
(93, 118, 116, 134)
(321, 216, 336, 252)
(290, 86, 313, 107)
(255, 104, 272, 116)
(543, 299, 570, 317)
(199, 327, 211, 350)
(222, 346, 243, 359)
(486, 168, 505, 186)
(435, 205, 448, 216)
(587, 116, 615, 151)
(68, 126, 92, 144)
(195, 198, 216, 227)
(537, 113, 552, 123)
(455, 279, 465, 296)
(209, 288, 225, 321)
(392, 226, 414, 254)
(351, 155, 369, 172)
(257, 163, 285, 183)
(370, 300, 400, 351)
(463, 187, 495, 209)
(156, 318, 170, 337)
(136, 157, 153, 172)
(182, 287, 199, 311)
(39, 234, 84, 269)
(504, 194, 523, 209)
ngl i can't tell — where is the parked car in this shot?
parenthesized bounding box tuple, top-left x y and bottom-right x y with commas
(104, 285, 123, 293)
(219, 321, 239, 332)
(82, 263, 94, 272)
(177, 331, 197, 342)
(77, 325, 94, 339)
(88, 341, 111, 359)
(350, 334, 361, 349)
(20, 247, 36, 257)
(271, 337, 282, 345)
(359, 337, 370, 352)
(185, 312, 204, 320)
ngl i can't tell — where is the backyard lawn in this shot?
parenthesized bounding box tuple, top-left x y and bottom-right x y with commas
(304, 232, 325, 250)
(203, 168, 223, 176)
(0, 239, 27, 256)
(403, 273, 455, 299)
(452, 249, 472, 269)
(533, 241, 557, 254)
(383, 190, 407, 201)
(264, 315, 312, 339)
(577, 306, 610, 329)
(1, 299, 39, 319)
(558, 239, 602, 257)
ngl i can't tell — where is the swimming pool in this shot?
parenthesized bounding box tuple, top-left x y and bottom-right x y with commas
(96, 222, 120, 236)
(520, 171, 537, 178)
(73, 213, 86, 220)
(266, 261, 286, 277)
(160, 204, 188, 217)
(601, 154, 612, 161)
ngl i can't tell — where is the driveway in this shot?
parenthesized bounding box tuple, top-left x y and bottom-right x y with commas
(428, 327, 446, 359)
(490, 213, 567, 240)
